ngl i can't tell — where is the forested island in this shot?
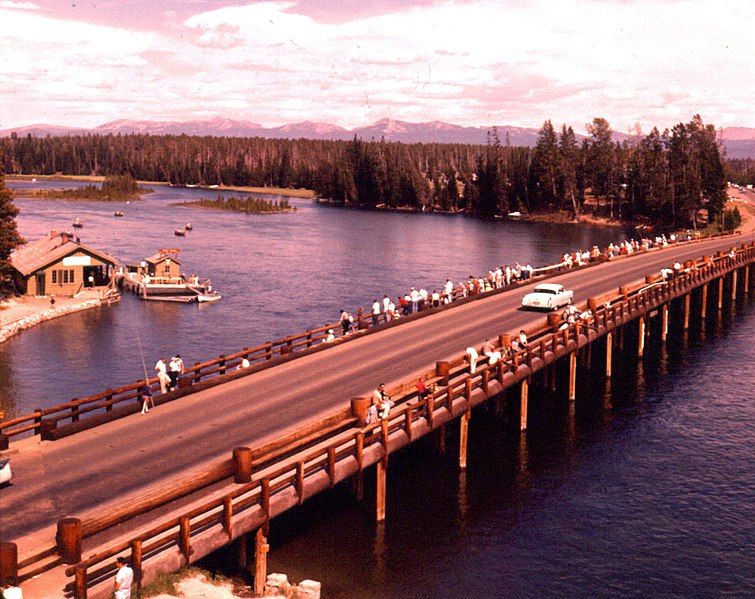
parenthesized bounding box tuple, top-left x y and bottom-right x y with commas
(178, 195, 295, 213)
(16, 174, 150, 201)
(0, 114, 747, 231)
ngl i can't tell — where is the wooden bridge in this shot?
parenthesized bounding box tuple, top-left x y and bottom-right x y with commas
(0, 233, 753, 598)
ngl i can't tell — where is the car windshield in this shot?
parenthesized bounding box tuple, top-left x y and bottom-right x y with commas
(535, 288, 558, 294)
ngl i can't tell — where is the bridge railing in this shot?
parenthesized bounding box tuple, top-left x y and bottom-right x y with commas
(56, 243, 754, 597)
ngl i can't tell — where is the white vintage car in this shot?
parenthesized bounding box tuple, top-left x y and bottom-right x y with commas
(0, 458, 11, 486)
(521, 283, 574, 311)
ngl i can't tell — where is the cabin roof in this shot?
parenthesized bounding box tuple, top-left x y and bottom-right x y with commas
(10, 231, 118, 276)
(145, 253, 181, 266)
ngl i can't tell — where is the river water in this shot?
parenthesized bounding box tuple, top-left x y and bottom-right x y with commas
(4, 180, 753, 597)
(3, 179, 623, 416)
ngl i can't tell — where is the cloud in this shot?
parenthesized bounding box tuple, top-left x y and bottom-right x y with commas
(1, 0, 754, 131)
(0, 1, 38, 9)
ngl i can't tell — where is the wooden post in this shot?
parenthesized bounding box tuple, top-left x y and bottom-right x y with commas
(223, 497, 233, 537)
(459, 411, 470, 470)
(233, 447, 253, 483)
(701, 283, 708, 318)
(683, 294, 691, 330)
(437, 426, 447, 455)
(254, 528, 269, 596)
(74, 565, 88, 599)
(179, 516, 191, 563)
(744, 264, 749, 294)
(350, 397, 371, 426)
(376, 460, 387, 522)
(661, 304, 668, 342)
(605, 332, 612, 378)
(718, 277, 724, 309)
(568, 352, 577, 402)
(435, 361, 451, 385)
(0, 542, 17, 587)
(131, 540, 143, 593)
(56, 517, 82, 564)
(638, 316, 646, 358)
(731, 270, 738, 301)
(520, 378, 529, 431)
(237, 533, 249, 572)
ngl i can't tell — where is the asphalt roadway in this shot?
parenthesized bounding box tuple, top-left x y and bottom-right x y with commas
(1, 232, 753, 546)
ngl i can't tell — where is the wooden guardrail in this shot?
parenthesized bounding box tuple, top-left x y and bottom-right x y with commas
(55, 243, 754, 598)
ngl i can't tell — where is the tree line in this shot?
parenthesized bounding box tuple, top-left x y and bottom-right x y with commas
(0, 114, 730, 230)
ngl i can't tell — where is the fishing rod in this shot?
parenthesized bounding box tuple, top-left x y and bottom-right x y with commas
(135, 328, 155, 408)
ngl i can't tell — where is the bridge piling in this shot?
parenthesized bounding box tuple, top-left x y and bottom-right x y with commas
(701, 283, 708, 318)
(731, 270, 738, 302)
(638, 317, 646, 357)
(683, 294, 691, 330)
(744, 263, 750, 294)
(459, 410, 470, 469)
(605, 332, 613, 378)
(718, 277, 724, 310)
(254, 528, 269, 596)
(661, 304, 669, 341)
(520, 379, 529, 431)
(376, 461, 387, 522)
(0, 542, 17, 586)
(568, 353, 577, 402)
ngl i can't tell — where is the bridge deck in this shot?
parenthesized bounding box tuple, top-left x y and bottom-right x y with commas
(1, 233, 753, 565)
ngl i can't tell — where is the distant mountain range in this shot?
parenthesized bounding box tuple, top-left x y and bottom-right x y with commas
(2, 117, 754, 158)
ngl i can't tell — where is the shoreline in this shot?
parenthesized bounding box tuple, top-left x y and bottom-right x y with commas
(171, 201, 298, 214)
(0, 292, 119, 345)
(7, 175, 315, 199)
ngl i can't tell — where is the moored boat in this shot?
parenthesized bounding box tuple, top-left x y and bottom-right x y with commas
(174, 228, 186, 236)
(114, 211, 124, 217)
(72, 217, 83, 228)
(185, 222, 193, 231)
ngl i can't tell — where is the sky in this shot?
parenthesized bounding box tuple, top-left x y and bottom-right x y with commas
(0, 0, 753, 133)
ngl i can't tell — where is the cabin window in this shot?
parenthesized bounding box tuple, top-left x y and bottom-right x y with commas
(164, 264, 171, 274)
(52, 270, 57, 284)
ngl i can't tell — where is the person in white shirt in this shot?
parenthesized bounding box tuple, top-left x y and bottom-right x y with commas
(431, 289, 440, 307)
(518, 330, 528, 348)
(382, 294, 391, 314)
(323, 329, 335, 343)
(444, 278, 454, 302)
(168, 355, 183, 390)
(465, 346, 479, 374)
(113, 557, 133, 599)
(410, 288, 420, 313)
(154, 358, 170, 393)
(2, 576, 22, 599)
(371, 299, 381, 326)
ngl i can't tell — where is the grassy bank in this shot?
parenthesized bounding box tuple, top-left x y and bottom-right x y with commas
(7, 175, 315, 198)
(175, 195, 296, 213)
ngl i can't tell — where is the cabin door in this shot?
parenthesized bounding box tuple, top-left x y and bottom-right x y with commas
(36, 272, 46, 295)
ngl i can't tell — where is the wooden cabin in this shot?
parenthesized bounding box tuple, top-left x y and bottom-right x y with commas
(10, 231, 118, 297)
(143, 250, 183, 283)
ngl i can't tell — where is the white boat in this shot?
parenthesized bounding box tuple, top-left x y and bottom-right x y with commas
(197, 292, 222, 303)
(72, 217, 83, 228)
(507, 211, 522, 219)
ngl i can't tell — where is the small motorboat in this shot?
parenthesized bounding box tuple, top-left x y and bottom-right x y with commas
(197, 292, 222, 303)
(185, 222, 193, 231)
(507, 211, 522, 219)
(114, 211, 124, 217)
(174, 228, 186, 237)
(72, 218, 83, 228)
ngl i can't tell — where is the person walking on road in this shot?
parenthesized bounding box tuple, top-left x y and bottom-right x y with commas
(113, 556, 133, 599)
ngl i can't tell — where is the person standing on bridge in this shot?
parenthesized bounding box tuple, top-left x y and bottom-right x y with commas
(465, 346, 479, 374)
(168, 355, 183, 391)
(371, 299, 381, 327)
(372, 383, 394, 420)
(340, 309, 353, 335)
(1, 576, 22, 599)
(113, 556, 133, 599)
(154, 357, 170, 394)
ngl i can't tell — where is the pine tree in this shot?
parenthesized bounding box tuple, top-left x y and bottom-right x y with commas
(0, 152, 24, 294)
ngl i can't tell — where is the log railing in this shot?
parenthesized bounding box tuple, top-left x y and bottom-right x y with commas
(57, 243, 754, 598)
